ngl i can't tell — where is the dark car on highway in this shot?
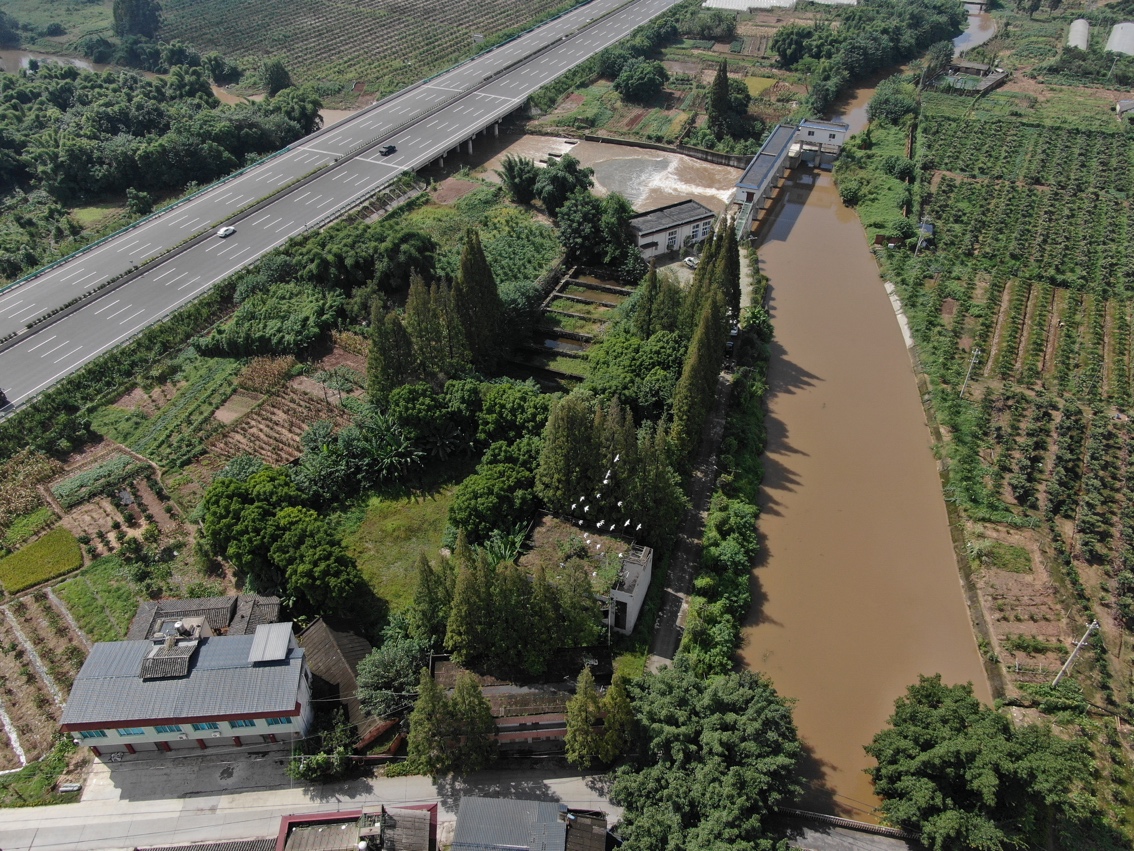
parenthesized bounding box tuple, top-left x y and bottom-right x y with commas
(379, 144, 397, 156)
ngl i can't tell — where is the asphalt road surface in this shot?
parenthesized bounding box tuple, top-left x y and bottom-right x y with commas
(0, 0, 683, 410)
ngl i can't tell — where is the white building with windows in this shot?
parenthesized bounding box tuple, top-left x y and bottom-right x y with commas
(628, 199, 717, 260)
(61, 620, 313, 756)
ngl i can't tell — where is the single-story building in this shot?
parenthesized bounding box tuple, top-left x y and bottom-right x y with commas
(62, 620, 313, 755)
(628, 199, 716, 259)
(605, 543, 652, 635)
(452, 797, 608, 851)
(296, 617, 386, 747)
(794, 119, 849, 153)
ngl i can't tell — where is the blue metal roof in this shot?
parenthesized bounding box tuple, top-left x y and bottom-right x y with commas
(61, 629, 305, 727)
(735, 124, 798, 192)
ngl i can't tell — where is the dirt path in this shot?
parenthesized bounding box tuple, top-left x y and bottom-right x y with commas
(646, 370, 734, 669)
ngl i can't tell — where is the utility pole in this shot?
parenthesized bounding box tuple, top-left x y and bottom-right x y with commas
(1053, 620, 1100, 687)
(959, 346, 981, 398)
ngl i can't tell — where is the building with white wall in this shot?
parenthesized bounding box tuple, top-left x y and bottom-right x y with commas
(628, 199, 716, 260)
(604, 544, 653, 635)
(61, 621, 313, 756)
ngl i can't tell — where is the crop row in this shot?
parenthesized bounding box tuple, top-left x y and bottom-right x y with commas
(162, 0, 567, 86)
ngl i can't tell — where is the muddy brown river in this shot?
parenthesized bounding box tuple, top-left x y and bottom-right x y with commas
(741, 138, 991, 817)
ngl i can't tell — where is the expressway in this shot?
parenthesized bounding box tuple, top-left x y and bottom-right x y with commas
(0, 0, 683, 409)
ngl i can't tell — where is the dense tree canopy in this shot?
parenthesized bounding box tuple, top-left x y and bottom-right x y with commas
(612, 666, 802, 851)
(613, 57, 669, 104)
(866, 675, 1096, 851)
(113, 0, 162, 39)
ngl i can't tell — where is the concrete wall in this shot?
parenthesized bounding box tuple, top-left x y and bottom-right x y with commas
(636, 218, 714, 259)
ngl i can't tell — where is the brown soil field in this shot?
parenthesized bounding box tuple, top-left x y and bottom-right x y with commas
(0, 611, 61, 762)
(213, 390, 263, 424)
(432, 177, 481, 205)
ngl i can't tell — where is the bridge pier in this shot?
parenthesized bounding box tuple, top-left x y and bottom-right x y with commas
(493, 122, 499, 138)
(467, 138, 474, 154)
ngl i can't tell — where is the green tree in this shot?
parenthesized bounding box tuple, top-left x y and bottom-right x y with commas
(261, 58, 292, 96)
(113, 0, 162, 39)
(126, 187, 153, 217)
(613, 57, 669, 104)
(409, 553, 455, 645)
(268, 506, 363, 614)
(534, 154, 594, 217)
(556, 189, 604, 265)
(406, 668, 452, 776)
(565, 666, 603, 768)
(495, 154, 539, 205)
(449, 671, 497, 771)
(866, 675, 1094, 851)
(599, 674, 633, 763)
(453, 229, 504, 371)
(368, 308, 417, 400)
(707, 61, 731, 138)
(632, 264, 660, 340)
(670, 291, 726, 464)
(287, 707, 353, 782)
(447, 463, 536, 544)
(445, 545, 496, 663)
(536, 391, 601, 514)
(612, 667, 802, 850)
(357, 627, 429, 718)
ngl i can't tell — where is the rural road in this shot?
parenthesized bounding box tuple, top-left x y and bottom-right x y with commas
(0, 745, 919, 851)
(0, 0, 684, 411)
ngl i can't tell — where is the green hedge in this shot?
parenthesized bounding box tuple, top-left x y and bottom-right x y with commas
(0, 528, 82, 593)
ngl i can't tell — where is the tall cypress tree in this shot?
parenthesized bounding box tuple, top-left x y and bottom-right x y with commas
(652, 277, 685, 336)
(599, 674, 634, 764)
(433, 281, 471, 378)
(717, 217, 741, 319)
(407, 668, 452, 776)
(565, 667, 603, 768)
(536, 391, 602, 515)
(453, 229, 504, 371)
(368, 306, 417, 400)
(404, 273, 443, 377)
(633, 264, 660, 340)
(708, 61, 730, 138)
(409, 553, 454, 646)
(450, 672, 497, 771)
(671, 291, 726, 463)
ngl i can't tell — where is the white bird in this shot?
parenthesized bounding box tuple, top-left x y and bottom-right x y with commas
(624, 519, 631, 527)
(605, 469, 612, 479)
(597, 521, 605, 529)
(584, 505, 589, 512)
(636, 523, 642, 531)
(571, 503, 577, 511)
(617, 501, 623, 508)
(584, 533, 590, 539)
(596, 544, 602, 550)
(596, 493, 602, 499)
(614, 454, 620, 462)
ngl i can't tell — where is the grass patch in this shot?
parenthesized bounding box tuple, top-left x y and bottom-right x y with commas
(2, 507, 57, 549)
(746, 76, 776, 96)
(540, 313, 601, 335)
(985, 541, 1033, 574)
(548, 298, 616, 320)
(1004, 633, 1066, 655)
(0, 527, 81, 593)
(55, 556, 140, 641)
(0, 738, 82, 809)
(0, 0, 112, 47)
(342, 484, 460, 615)
(70, 202, 124, 230)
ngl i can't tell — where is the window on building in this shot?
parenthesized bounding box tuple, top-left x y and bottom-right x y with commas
(79, 730, 107, 739)
(228, 719, 257, 729)
(116, 728, 144, 736)
(154, 725, 182, 734)
(266, 717, 292, 727)
(666, 230, 678, 250)
(829, 133, 836, 140)
(192, 722, 219, 732)
(807, 130, 815, 137)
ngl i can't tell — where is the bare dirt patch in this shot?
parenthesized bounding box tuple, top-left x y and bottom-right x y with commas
(313, 344, 367, 376)
(550, 92, 585, 117)
(213, 390, 263, 425)
(432, 177, 482, 205)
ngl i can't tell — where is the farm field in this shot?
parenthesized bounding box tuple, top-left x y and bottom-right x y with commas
(160, 0, 572, 96)
(870, 83, 1134, 829)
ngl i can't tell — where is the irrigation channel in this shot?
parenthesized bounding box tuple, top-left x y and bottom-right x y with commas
(739, 14, 998, 819)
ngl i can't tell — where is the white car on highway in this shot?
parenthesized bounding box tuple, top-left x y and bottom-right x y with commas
(216, 226, 237, 238)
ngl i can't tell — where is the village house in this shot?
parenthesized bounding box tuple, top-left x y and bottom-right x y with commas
(61, 621, 313, 755)
(628, 199, 717, 259)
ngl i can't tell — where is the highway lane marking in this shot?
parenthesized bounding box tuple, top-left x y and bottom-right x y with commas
(0, 299, 23, 317)
(261, 217, 283, 229)
(305, 194, 323, 205)
(294, 192, 311, 202)
(105, 304, 133, 320)
(70, 271, 98, 287)
(301, 147, 341, 156)
(25, 334, 55, 352)
(177, 275, 201, 291)
(92, 299, 120, 315)
(250, 214, 272, 225)
(53, 345, 83, 364)
(318, 197, 336, 208)
(118, 309, 145, 325)
(115, 239, 140, 253)
(154, 267, 178, 281)
(12, 304, 41, 321)
(271, 174, 289, 185)
(274, 220, 294, 233)
(427, 84, 464, 93)
(216, 191, 233, 201)
(254, 171, 274, 182)
(60, 267, 88, 282)
(128, 243, 153, 256)
(164, 272, 188, 287)
(473, 91, 512, 101)
(426, 120, 438, 128)
(217, 243, 241, 256)
(40, 339, 70, 357)
(178, 217, 202, 229)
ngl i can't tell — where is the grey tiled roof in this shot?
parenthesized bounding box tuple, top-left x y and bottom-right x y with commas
(139, 643, 197, 680)
(127, 597, 237, 640)
(452, 797, 566, 851)
(628, 199, 715, 238)
(61, 631, 305, 727)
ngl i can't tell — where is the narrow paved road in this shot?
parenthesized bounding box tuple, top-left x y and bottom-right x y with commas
(0, 0, 684, 411)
